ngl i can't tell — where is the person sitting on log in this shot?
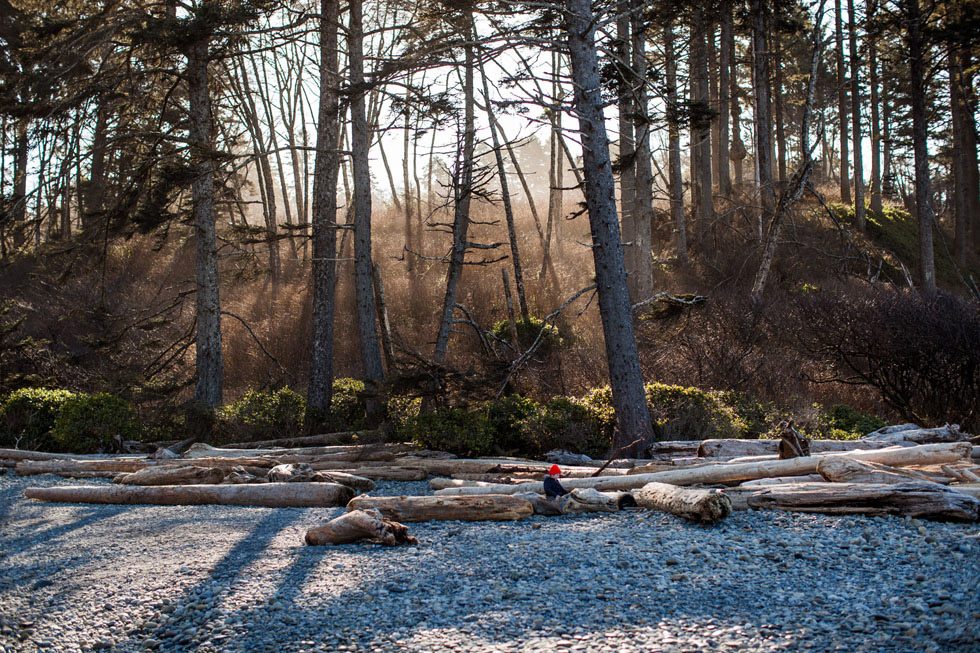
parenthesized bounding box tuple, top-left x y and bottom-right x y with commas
(544, 464, 570, 499)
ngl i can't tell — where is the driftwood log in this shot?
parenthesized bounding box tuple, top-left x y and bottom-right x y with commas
(24, 482, 356, 508)
(633, 482, 732, 523)
(816, 458, 942, 485)
(182, 442, 400, 462)
(346, 494, 534, 522)
(305, 508, 417, 546)
(115, 465, 226, 486)
(332, 467, 427, 481)
(745, 481, 980, 521)
(862, 424, 969, 445)
(515, 489, 636, 515)
(225, 430, 385, 449)
(741, 474, 825, 486)
(433, 443, 973, 496)
(696, 439, 895, 459)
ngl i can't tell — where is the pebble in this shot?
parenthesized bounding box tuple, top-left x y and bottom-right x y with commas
(1, 475, 978, 652)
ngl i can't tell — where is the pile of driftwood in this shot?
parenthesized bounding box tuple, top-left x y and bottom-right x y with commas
(7, 423, 980, 546)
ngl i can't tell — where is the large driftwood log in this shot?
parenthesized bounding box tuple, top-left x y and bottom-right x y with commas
(514, 489, 636, 515)
(225, 430, 386, 449)
(305, 508, 417, 546)
(740, 474, 825, 486)
(633, 482, 732, 523)
(745, 481, 980, 521)
(0, 449, 146, 462)
(816, 458, 942, 485)
(862, 423, 969, 445)
(334, 467, 427, 481)
(17, 459, 150, 475)
(115, 466, 226, 486)
(696, 439, 895, 459)
(346, 494, 534, 522)
(24, 482, 356, 507)
(183, 443, 399, 463)
(434, 443, 974, 496)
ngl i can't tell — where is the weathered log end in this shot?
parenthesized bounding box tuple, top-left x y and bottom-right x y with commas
(634, 482, 732, 523)
(305, 508, 417, 546)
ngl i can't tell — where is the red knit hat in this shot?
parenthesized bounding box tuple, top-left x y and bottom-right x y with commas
(549, 464, 561, 476)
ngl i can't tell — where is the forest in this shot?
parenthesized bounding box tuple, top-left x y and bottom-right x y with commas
(0, 0, 978, 457)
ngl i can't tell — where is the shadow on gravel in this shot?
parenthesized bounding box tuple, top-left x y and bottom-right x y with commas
(110, 509, 304, 651)
(0, 505, 128, 556)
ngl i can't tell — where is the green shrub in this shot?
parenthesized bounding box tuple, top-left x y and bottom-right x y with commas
(645, 383, 747, 440)
(0, 387, 77, 451)
(326, 378, 369, 431)
(822, 404, 886, 439)
(529, 395, 610, 458)
(400, 406, 495, 457)
(486, 394, 541, 453)
(490, 315, 567, 354)
(51, 393, 140, 453)
(718, 391, 786, 438)
(219, 387, 306, 441)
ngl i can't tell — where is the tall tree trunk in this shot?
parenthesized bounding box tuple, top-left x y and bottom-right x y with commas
(434, 13, 476, 364)
(731, 34, 746, 189)
(709, 23, 721, 189)
(718, 1, 733, 197)
(881, 64, 894, 198)
(478, 48, 529, 319)
(616, 11, 638, 299)
(85, 103, 108, 231)
(867, 0, 882, 214)
(904, 0, 936, 295)
(664, 21, 688, 264)
(949, 43, 968, 267)
(835, 0, 851, 203)
(564, 0, 654, 452)
(691, 7, 713, 241)
(751, 0, 776, 232)
(773, 34, 787, 186)
(308, 0, 341, 421)
(847, 0, 865, 230)
(629, 0, 654, 300)
(349, 0, 385, 421)
(186, 34, 223, 408)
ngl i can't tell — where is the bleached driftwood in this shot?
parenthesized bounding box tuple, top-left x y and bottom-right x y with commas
(744, 481, 980, 521)
(433, 443, 973, 496)
(224, 430, 386, 449)
(346, 494, 534, 522)
(696, 439, 895, 459)
(115, 465, 226, 486)
(817, 458, 944, 485)
(740, 474, 825, 486)
(305, 508, 417, 546)
(633, 482, 732, 523)
(861, 423, 969, 445)
(514, 488, 636, 515)
(331, 467, 427, 481)
(24, 482, 356, 508)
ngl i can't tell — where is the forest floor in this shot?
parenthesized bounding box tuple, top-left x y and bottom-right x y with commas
(1, 473, 978, 653)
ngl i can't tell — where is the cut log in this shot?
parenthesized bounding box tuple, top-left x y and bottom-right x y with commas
(115, 466, 227, 486)
(862, 423, 969, 445)
(224, 430, 385, 449)
(0, 449, 145, 462)
(345, 494, 534, 522)
(24, 482, 356, 508)
(305, 508, 417, 546)
(434, 443, 974, 496)
(633, 482, 732, 523)
(17, 459, 150, 475)
(696, 439, 895, 458)
(308, 472, 375, 491)
(817, 458, 943, 485)
(745, 481, 980, 521)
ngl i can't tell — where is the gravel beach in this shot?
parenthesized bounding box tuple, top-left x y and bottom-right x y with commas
(1, 472, 978, 653)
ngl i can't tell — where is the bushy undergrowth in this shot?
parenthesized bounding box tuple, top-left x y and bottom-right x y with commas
(0, 387, 77, 451)
(490, 315, 567, 354)
(218, 386, 306, 442)
(51, 393, 141, 453)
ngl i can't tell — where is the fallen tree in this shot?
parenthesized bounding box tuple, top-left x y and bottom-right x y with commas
(24, 482, 356, 508)
(744, 481, 980, 521)
(515, 489, 636, 515)
(861, 424, 969, 445)
(346, 494, 534, 522)
(433, 443, 973, 496)
(816, 458, 944, 485)
(633, 482, 732, 523)
(305, 508, 417, 546)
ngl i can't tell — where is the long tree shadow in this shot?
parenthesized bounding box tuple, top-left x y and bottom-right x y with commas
(109, 508, 306, 651)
